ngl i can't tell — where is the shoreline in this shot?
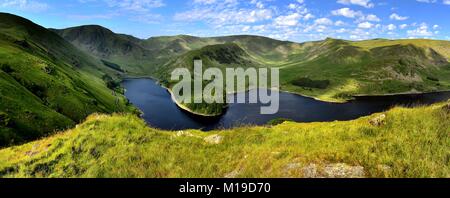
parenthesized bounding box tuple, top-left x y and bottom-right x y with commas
(122, 75, 224, 117)
(164, 87, 225, 117)
(123, 77, 450, 117)
(353, 89, 450, 97)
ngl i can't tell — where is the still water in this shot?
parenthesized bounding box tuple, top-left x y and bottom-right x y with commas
(123, 78, 450, 131)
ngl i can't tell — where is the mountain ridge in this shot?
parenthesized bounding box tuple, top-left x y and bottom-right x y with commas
(0, 13, 134, 146)
(52, 23, 450, 114)
(1, 12, 450, 131)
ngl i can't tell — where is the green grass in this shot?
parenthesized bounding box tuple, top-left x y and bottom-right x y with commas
(0, 13, 134, 147)
(1, 13, 450, 175)
(0, 102, 448, 178)
(278, 39, 450, 102)
(52, 24, 450, 108)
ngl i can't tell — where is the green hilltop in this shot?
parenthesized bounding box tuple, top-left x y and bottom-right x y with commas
(54, 25, 450, 107)
(0, 13, 134, 146)
(1, 102, 449, 178)
(0, 13, 450, 178)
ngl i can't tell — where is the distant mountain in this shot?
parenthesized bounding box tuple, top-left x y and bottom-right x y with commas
(157, 43, 259, 79)
(276, 38, 450, 102)
(54, 24, 450, 114)
(1, 102, 449, 178)
(53, 26, 302, 74)
(3, 13, 450, 117)
(0, 13, 132, 146)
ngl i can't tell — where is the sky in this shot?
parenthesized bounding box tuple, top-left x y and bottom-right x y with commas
(0, 0, 449, 42)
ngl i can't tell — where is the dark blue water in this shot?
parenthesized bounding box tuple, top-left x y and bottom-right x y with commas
(123, 78, 450, 131)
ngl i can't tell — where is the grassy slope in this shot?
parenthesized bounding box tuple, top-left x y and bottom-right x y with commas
(0, 13, 133, 146)
(52, 26, 157, 75)
(158, 43, 267, 115)
(279, 38, 450, 102)
(55, 24, 450, 106)
(0, 102, 448, 178)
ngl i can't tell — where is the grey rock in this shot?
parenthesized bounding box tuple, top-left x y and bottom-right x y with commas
(204, 134, 223, 144)
(370, 114, 386, 126)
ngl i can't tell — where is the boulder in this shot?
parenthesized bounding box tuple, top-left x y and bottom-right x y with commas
(204, 134, 223, 144)
(323, 163, 365, 178)
(369, 114, 386, 126)
(302, 164, 318, 178)
(442, 103, 450, 114)
(224, 169, 242, 178)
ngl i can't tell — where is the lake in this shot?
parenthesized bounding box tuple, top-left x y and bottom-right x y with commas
(123, 78, 450, 131)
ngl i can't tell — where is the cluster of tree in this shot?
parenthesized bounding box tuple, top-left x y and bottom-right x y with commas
(0, 112, 10, 127)
(427, 76, 439, 82)
(0, 63, 13, 73)
(267, 118, 294, 126)
(102, 74, 120, 90)
(291, 77, 330, 89)
(185, 102, 226, 115)
(101, 60, 124, 72)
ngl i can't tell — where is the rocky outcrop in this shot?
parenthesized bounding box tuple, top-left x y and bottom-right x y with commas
(442, 102, 450, 114)
(370, 114, 386, 126)
(204, 135, 223, 144)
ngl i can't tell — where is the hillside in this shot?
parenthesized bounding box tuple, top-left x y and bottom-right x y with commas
(0, 102, 449, 178)
(53, 26, 303, 75)
(0, 13, 133, 146)
(279, 38, 450, 102)
(54, 25, 450, 106)
(158, 43, 262, 115)
(1, 13, 450, 143)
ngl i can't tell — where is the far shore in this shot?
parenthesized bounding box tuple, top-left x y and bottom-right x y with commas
(122, 77, 450, 117)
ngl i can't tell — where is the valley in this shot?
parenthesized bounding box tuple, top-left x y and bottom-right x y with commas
(1, 12, 450, 145)
(53, 23, 450, 115)
(1, 101, 449, 178)
(0, 11, 449, 178)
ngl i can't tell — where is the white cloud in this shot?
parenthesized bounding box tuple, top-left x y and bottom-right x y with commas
(0, 0, 48, 12)
(407, 23, 433, 37)
(303, 13, 315, 20)
(418, 0, 450, 5)
(337, 0, 374, 8)
(390, 13, 408, 21)
(336, 28, 347, 33)
(314, 17, 333, 25)
(358, 21, 373, 29)
(104, 0, 165, 11)
(175, 6, 273, 25)
(365, 14, 380, 22)
(274, 13, 301, 26)
(416, 0, 437, 3)
(386, 24, 396, 31)
(334, 20, 346, 26)
(331, 7, 362, 18)
(193, 0, 216, 5)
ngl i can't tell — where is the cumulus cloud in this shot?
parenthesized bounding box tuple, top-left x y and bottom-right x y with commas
(0, 0, 48, 12)
(314, 18, 333, 25)
(416, 0, 437, 3)
(337, 0, 374, 8)
(358, 21, 374, 29)
(390, 13, 408, 21)
(407, 23, 433, 37)
(274, 13, 302, 26)
(104, 0, 165, 11)
(331, 8, 363, 18)
(365, 14, 380, 22)
(55, 0, 448, 41)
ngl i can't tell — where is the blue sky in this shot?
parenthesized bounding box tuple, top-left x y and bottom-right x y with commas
(1, 0, 449, 42)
